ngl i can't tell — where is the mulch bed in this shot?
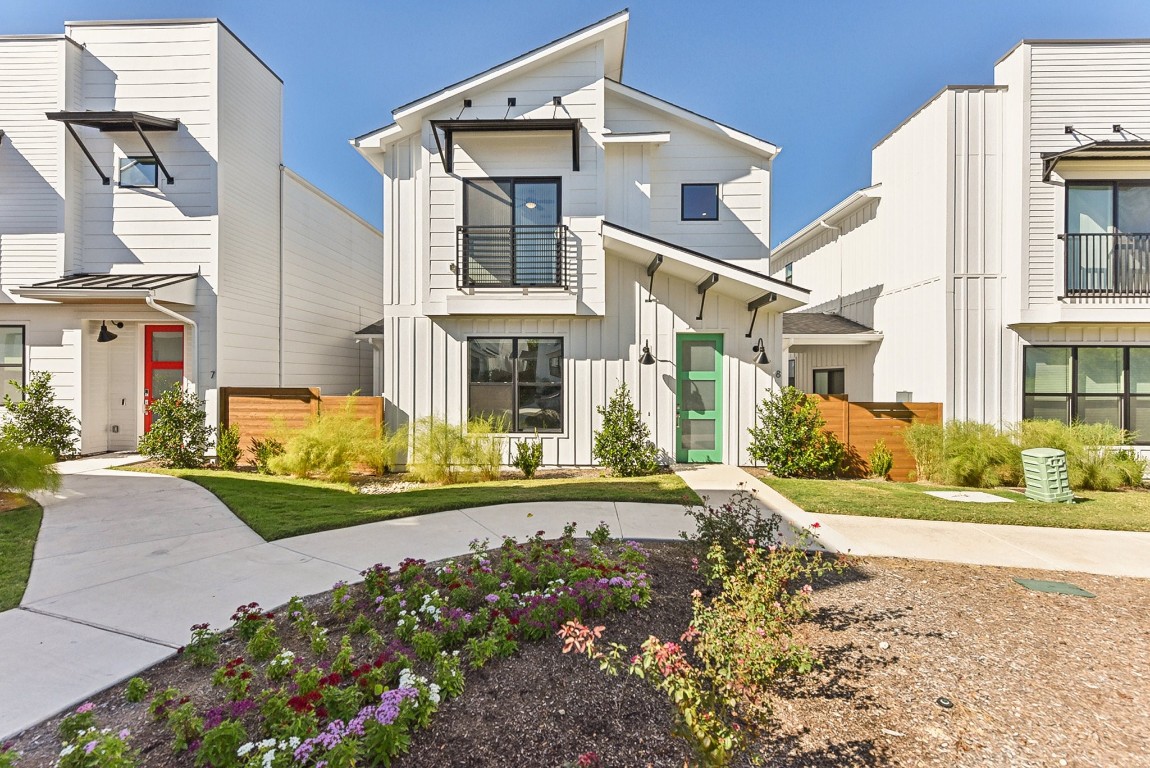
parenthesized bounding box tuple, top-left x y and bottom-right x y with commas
(8, 544, 1149, 767)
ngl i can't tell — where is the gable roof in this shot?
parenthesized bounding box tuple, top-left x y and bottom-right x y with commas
(772, 184, 881, 264)
(353, 10, 629, 149)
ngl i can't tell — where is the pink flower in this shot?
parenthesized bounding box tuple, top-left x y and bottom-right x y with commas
(76, 702, 94, 714)
(801, 584, 813, 595)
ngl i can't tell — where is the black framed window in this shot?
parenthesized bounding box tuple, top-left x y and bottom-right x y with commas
(681, 183, 719, 221)
(462, 177, 562, 286)
(1024, 345, 1150, 443)
(0, 326, 26, 402)
(813, 368, 845, 396)
(468, 337, 563, 432)
(787, 358, 796, 388)
(119, 157, 158, 188)
(785, 263, 794, 284)
(1067, 182, 1150, 234)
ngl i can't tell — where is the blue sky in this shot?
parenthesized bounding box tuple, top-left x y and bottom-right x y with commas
(3, 1, 1148, 244)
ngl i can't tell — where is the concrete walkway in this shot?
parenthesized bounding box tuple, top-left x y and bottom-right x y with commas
(675, 464, 1150, 579)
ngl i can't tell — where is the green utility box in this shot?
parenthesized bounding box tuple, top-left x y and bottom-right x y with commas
(1021, 447, 1074, 503)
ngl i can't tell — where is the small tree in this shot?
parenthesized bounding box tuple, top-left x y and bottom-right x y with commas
(2, 371, 79, 460)
(593, 383, 659, 477)
(747, 387, 843, 478)
(137, 386, 213, 468)
(215, 425, 242, 471)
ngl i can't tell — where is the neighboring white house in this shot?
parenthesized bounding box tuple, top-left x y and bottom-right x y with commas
(772, 39, 1150, 446)
(352, 10, 808, 466)
(0, 18, 384, 453)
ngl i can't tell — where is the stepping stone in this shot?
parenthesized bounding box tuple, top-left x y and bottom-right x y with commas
(924, 491, 1015, 504)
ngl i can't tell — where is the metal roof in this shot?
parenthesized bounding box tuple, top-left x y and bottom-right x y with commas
(355, 319, 385, 336)
(45, 111, 179, 132)
(430, 118, 581, 173)
(14, 273, 198, 305)
(1041, 140, 1150, 181)
(25, 273, 197, 290)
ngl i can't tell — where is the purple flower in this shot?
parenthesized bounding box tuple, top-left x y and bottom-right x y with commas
(484, 594, 499, 603)
(118, 729, 130, 740)
(76, 702, 94, 714)
(83, 741, 98, 755)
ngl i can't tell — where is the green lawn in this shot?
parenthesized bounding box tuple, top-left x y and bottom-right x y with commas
(0, 497, 43, 611)
(760, 476, 1150, 532)
(140, 469, 701, 541)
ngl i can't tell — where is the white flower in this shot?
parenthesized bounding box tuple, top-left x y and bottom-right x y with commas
(287, 737, 301, 749)
(237, 742, 255, 757)
(60, 744, 76, 757)
(259, 738, 276, 749)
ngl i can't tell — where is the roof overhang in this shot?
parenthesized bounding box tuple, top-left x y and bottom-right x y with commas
(47, 110, 179, 185)
(12, 273, 198, 305)
(1042, 140, 1150, 181)
(784, 332, 884, 348)
(429, 118, 581, 173)
(602, 131, 671, 145)
(354, 319, 385, 337)
(351, 10, 628, 154)
(603, 221, 809, 315)
(772, 184, 882, 264)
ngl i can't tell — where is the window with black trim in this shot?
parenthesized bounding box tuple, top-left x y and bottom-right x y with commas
(812, 368, 845, 396)
(785, 263, 794, 284)
(787, 358, 796, 388)
(0, 326, 26, 402)
(1024, 345, 1150, 443)
(681, 183, 719, 221)
(119, 157, 158, 188)
(468, 337, 563, 432)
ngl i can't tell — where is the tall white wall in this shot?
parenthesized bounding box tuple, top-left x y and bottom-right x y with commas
(281, 171, 383, 393)
(215, 24, 283, 385)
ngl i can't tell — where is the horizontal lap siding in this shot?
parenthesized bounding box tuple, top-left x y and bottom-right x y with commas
(0, 39, 66, 291)
(380, 254, 782, 466)
(814, 397, 942, 481)
(1026, 43, 1150, 308)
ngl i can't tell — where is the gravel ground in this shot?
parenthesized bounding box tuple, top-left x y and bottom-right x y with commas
(8, 545, 1148, 767)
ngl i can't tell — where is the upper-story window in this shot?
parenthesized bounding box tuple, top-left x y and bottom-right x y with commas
(785, 263, 794, 284)
(1065, 182, 1150, 297)
(459, 178, 566, 288)
(119, 157, 159, 188)
(681, 183, 719, 221)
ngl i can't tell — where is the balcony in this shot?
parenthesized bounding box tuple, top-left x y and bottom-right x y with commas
(1063, 233, 1150, 299)
(456, 224, 569, 289)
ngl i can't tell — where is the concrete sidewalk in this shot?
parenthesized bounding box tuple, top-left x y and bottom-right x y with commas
(675, 464, 1150, 579)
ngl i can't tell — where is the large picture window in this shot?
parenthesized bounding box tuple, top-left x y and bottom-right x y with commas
(468, 337, 563, 432)
(0, 326, 25, 402)
(1024, 345, 1150, 443)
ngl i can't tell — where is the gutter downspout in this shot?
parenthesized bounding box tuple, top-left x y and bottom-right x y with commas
(817, 219, 843, 314)
(146, 296, 198, 395)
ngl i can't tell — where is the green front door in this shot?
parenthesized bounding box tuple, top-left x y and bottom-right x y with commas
(676, 333, 723, 463)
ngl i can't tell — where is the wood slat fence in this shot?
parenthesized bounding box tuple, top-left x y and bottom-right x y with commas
(812, 395, 942, 481)
(219, 387, 384, 460)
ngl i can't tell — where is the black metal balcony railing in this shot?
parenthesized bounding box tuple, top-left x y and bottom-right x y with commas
(1063, 233, 1150, 298)
(457, 224, 568, 289)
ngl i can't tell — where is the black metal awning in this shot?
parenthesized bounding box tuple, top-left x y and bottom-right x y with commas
(429, 118, 580, 174)
(1042, 140, 1150, 181)
(46, 110, 180, 185)
(13, 272, 198, 305)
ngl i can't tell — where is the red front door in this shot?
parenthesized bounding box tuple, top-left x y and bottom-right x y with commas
(144, 325, 184, 433)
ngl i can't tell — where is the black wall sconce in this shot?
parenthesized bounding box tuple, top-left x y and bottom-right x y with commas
(97, 320, 124, 343)
(751, 337, 770, 365)
(638, 340, 656, 366)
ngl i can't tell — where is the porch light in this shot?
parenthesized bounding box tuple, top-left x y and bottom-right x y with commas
(97, 320, 124, 343)
(638, 340, 656, 366)
(751, 338, 770, 366)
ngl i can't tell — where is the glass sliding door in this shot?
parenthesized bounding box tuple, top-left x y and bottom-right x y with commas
(462, 177, 561, 287)
(1066, 184, 1114, 293)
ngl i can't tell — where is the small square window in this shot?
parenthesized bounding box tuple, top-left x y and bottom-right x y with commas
(682, 183, 719, 221)
(119, 157, 158, 188)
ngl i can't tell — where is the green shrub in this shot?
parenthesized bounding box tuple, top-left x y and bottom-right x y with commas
(1012, 419, 1146, 491)
(941, 421, 1017, 488)
(194, 719, 246, 768)
(0, 439, 59, 494)
(681, 489, 782, 574)
(363, 425, 409, 476)
(2, 371, 79, 459)
(267, 400, 380, 482)
(904, 422, 944, 483)
(747, 387, 843, 478)
(137, 387, 213, 469)
(124, 677, 150, 704)
(215, 425, 241, 471)
(249, 437, 283, 474)
(592, 383, 659, 477)
(465, 414, 507, 481)
(513, 436, 543, 479)
(867, 439, 894, 479)
(409, 416, 469, 484)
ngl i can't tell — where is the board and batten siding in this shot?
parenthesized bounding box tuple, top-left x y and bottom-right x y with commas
(379, 253, 782, 467)
(0, 37, 70, 293)
(215, 24, 283, 385)
(280, 170, 383, 394)
(604, 91, 770, 266)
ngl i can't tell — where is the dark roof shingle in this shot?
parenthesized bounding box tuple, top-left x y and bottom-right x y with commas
(782, 312, 875, 335)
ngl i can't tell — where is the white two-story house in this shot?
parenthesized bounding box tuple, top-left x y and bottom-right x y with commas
(0, 18, 384, 453)
(353, 10, 808, 466)
(772, 39, 1150, 447)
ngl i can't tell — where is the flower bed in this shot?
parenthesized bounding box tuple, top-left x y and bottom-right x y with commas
(8, 527, 651, 768)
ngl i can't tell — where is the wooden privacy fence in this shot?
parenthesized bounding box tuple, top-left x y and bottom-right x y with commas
(812, 395, 942, 482)
(219, 387, 384, 460)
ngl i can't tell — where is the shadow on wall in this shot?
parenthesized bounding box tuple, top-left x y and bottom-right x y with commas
(801, 284, 885, 329)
